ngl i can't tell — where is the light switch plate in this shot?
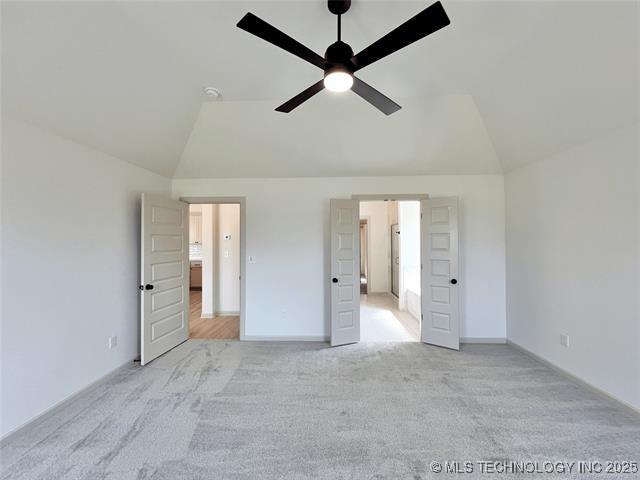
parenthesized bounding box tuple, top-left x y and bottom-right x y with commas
(560, 334, 570, 348)
(248, 256, 257, 263)
(109, 336, 118, 349)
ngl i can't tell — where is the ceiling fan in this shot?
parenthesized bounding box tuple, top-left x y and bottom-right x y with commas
(237, 0, 450, 115)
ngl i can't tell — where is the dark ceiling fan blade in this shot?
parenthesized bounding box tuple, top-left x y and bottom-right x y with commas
(350, 1, 450, 71)
(351, 77, 401, 115)
(237, 13, 326, 70)
(275, 80, 325, 113)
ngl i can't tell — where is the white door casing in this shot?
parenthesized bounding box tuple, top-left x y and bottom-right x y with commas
(330, 199, 360, 346)
(421, 197, 460, 350)
(141, 194, 190, 365)
(391, 224, 400, 297)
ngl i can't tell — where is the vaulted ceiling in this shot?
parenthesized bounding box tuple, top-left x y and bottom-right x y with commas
(2, 1, 638, 178)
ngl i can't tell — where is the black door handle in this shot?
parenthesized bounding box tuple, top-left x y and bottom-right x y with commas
(332, 278, 338, 283)
(450, 279, 458, 285)
(139, 284, 155, 291)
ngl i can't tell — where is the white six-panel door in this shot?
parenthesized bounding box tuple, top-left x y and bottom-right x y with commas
(421, 197, 460, 350)
(141, 194, 190, 365)
(330, 199, 360, 346)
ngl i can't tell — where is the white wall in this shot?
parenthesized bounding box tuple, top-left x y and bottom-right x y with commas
(505, 123, 640, 410)
(201, 204, 215, 317)
(173, 175, 506, 340)
(398, 201, 421, 310)
(216, 204, 240, 314)
(1, 119, 171, 437)
(359, 201, 390, 294)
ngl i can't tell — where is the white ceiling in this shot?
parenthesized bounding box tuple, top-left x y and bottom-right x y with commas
(2, 1, 638, 178)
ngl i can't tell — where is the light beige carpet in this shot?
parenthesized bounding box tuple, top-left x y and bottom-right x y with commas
(2, 341, 639, 479)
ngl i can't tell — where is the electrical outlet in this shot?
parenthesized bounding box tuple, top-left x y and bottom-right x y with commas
(108, 336, 118, 349)
(560, 334, 570, 348)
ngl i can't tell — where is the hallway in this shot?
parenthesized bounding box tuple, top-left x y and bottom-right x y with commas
(360, 293, 420, 342)
(189, 290, 240, 339)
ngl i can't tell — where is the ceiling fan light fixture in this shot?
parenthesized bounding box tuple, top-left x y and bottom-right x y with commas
(238, 1, 450, 113)
(324, 70, 353, 92)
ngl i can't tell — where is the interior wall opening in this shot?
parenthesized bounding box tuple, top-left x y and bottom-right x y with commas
(188, 203, 241, 339)
(359, 200, 421, 342)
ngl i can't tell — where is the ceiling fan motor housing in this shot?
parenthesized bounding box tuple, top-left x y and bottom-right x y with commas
(324, 41, 354, 72)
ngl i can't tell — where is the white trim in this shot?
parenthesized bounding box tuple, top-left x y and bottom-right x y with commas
(0, 359, 134, 445)
(179, 196, 247, 341)
(243, 335, 329, 342)
(198, 311, 239, 318)
(352, 194, 429, 201)
(461, 337, 506, 344)
(360, 216, 371, 295)
(507, 340, 640, 416)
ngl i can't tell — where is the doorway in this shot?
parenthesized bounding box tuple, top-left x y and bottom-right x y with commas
(188, 203, 241, 340)
(140, 194, 246, 365)
(329, 195, 460, 350)
(358, 200, 421, 342)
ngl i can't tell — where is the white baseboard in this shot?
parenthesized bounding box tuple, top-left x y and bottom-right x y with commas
(507, 340, 640, 416)
(198, 311, 238, 319)
(0, 358, 135, 445)
(461, 337, 506, 344)
(242, 335, 329, 342)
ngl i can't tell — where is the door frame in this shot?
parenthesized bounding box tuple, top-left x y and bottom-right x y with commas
(351, 193, 458, 343)
(390, 223, 400, 298)
(359, 217, 370, 295)
(179, 196, 247, 340)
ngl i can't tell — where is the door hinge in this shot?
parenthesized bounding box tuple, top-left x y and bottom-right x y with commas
(421, 313, 423, 320)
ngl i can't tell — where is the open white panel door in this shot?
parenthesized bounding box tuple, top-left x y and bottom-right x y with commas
(330, 199, 360, 346)
(421, 197, 460, 350)
(141, 194, 189, 365)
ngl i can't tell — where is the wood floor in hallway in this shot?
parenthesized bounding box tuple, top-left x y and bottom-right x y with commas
(189, 290, 239, 339)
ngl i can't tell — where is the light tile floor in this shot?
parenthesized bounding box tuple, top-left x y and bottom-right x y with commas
(360, 293, 420, 342)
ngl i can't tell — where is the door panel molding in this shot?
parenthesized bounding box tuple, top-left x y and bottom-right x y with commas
(330, 199, 360, 346)
(141, 193, 190, 365)
(421, 197, 460, 350)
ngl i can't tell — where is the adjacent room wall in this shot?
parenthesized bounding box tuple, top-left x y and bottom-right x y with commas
(173, 175, 506, 341)
(359, 201, 391, 294)
(201, 204, 216, 317)
(398, 201, 421, 318)
(1, 119, 171, 438)
(505, 123, 640, 410)
(216, 204, 240, 314)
